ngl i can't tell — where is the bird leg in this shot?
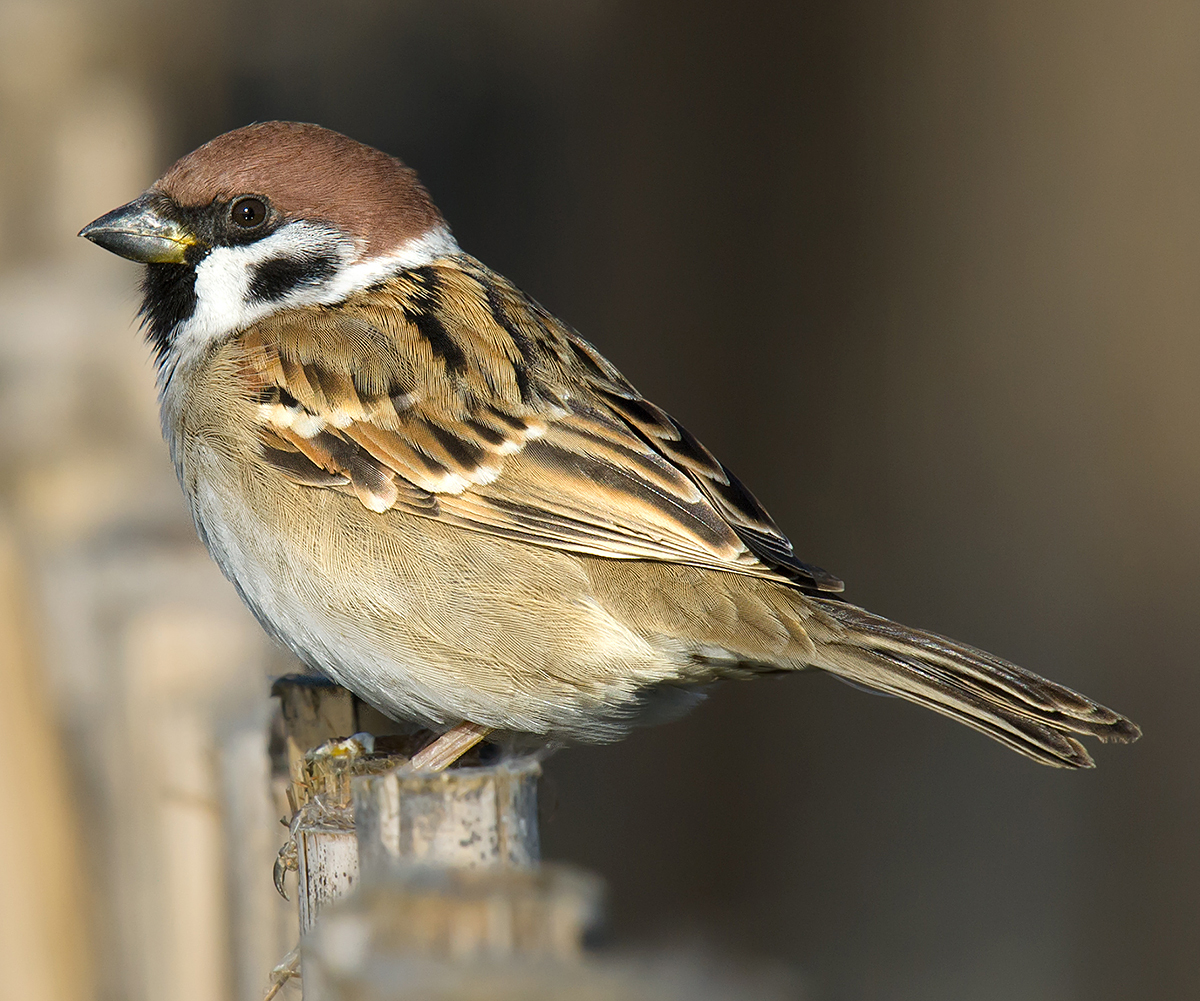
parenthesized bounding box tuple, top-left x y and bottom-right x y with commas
(406, 721, 493, 771)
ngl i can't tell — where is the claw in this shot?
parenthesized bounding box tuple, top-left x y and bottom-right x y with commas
(273, 839, 298, 900)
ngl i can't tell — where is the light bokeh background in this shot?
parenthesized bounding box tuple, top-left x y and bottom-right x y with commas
(0, 1, 1194, 999)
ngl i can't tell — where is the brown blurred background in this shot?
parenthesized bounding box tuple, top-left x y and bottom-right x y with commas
(0, 1, 1195, 999)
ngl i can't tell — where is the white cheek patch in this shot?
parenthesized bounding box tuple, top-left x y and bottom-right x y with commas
(182, 221, 351, 351)
(168, 223, 461, 372)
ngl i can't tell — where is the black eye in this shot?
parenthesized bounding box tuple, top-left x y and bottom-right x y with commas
(231, 196, 267, 229)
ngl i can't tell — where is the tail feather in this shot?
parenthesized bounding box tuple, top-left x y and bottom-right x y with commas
(806, 598, 1141, 768)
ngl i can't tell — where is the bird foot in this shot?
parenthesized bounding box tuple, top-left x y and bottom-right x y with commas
(273, 837, 298, 900)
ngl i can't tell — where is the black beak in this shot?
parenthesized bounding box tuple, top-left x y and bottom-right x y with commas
(79, 193, 197, 264)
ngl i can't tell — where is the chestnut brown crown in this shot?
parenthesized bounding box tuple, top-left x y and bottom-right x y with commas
(154, 121, 447, 254)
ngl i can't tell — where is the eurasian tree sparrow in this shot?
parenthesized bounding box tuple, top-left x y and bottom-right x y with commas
(80, 122, 1139, 770)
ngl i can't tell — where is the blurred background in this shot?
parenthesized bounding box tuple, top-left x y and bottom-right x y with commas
(0, 0, 1195, 999)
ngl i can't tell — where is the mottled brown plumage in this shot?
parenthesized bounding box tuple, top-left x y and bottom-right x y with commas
(237, 259, 842, 589)
(80, 122, 1141, 769)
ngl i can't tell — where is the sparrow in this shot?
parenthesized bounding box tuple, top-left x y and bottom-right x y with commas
(80, 121, 1139, 770)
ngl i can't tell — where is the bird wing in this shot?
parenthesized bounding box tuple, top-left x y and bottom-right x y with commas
(236, 257, 844, 592)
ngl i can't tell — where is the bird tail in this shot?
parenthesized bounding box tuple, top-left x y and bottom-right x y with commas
(802, 597, 1141, 768)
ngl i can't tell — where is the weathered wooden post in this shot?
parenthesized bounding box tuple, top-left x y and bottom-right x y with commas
(354, 757, 542, 875)
(301, 865, 607, 1001)
(272, 677, 547, 930)
(305, 756, 605, 1001)
(272, 677, 375, 935)
(271, 677, 800, 1000)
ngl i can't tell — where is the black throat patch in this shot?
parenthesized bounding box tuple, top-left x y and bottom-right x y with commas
(140, 262, 198, 364)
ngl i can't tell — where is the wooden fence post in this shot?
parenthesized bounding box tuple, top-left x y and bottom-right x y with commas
(354, 757, 541, 876)
(271, 678, 801, 1000)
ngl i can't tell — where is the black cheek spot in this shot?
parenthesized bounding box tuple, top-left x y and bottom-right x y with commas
(249, 254, 337, 303)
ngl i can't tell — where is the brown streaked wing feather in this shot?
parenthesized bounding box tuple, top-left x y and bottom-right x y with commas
(236, 258, 842, 590)
(594, 385, 843, 589)
(444, 433, 757, 568)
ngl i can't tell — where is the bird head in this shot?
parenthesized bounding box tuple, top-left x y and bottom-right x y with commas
(80, 121, 459, 368)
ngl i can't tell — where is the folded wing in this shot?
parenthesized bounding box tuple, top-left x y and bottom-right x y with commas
(237, 257, 843, 592)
